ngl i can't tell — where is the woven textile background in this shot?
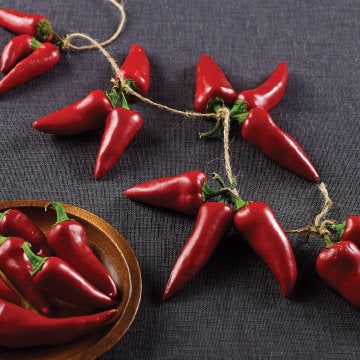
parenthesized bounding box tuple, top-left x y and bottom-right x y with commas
(1, 0, 360, 359)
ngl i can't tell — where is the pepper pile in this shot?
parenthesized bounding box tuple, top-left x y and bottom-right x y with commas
(0, 202, 119, 348)
(125, 171, 297, 300)
(32, 43, 150, 180)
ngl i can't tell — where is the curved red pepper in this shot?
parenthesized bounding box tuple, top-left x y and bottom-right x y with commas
(234, 202, 297, 296)
(316, 240, 360, 308)
(94, 107, 143, 179)
(0, 236, 50, 314)
(32, 89, 113, 135)
(163, 202, 233, 301)
(124, 171, 208, 215)
(0, 8, 53, 41)
(46, 202, 118, 299)
(0, 42, 60, 95)
(237, 62, 288, 111)
(0, 298, 117, 348)
(23, 242, 116, 311)
(0, 34, 38, 74)
(0, 209, 52, 256)
(194, 54, 236, 112)
(241, 108, 319, 182)
(0, 277, 21, 305)
(117, 44, 150, 98)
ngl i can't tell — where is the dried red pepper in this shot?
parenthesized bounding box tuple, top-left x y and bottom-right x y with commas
(0, 236, 50, 314)
(0, 34, 39, 74)
(194, 54, 236, 112)
(0, 277, 21, 305)
(0, 298, 117, 348)
(0, 209, 52, 256)
(124, 171, 222, 215)
(0, 8, 53, 41)
(234, 202, 297, 296)
(95, 106, 143, 179)
(116, 44, 150, 99)
(316, 239, 360, 308)
(32, 89, 113, 135)
(163, 202, 233, 301)
(23, 242, 116, 311)
(0, 42, 60, 95)
(237, 62, 288, 111)
(46, 202, 118, 299)
(235, 107, 319, 182)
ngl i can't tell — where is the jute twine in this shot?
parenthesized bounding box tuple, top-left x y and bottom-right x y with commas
(59, 0, 334, 237)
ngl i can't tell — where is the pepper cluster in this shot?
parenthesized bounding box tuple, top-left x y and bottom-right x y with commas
(0, 202, 119, 348)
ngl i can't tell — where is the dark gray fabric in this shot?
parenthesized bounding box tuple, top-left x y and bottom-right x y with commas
(1, 0, 360, 358)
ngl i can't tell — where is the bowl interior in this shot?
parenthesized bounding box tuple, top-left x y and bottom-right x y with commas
(0, 200, 141, 360)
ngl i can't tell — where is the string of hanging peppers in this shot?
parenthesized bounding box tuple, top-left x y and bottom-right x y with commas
(1, 0, 360, 313)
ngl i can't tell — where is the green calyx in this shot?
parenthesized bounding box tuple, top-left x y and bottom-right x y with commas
(0, 236, 9, 245)
(323, 235, 334, 248)
(36, 18, 53, 42)
(31, 38, 42, 51)
(331, 221, 346, 239)
(23, 242, 48, 276)
(45, 202, 69, 224)
(123, 79, 138, 95)
(105, 90, 119, 108)
(229, 100, 249, 124)
(120, 91, 130, 110)
(199, 98, 227, 139)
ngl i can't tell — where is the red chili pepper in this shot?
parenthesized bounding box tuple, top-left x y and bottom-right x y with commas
(32, 89, 113, 135)
(0, 42, 60, 95)
(0, 8, 53, 41)
(116, 44, 150, 98)
(124, 171, 215, 215)
(237, 62, 288, 111)
(0, 209, 52, 256)
(163, 202, 233, 301)
(0, 277, 21, 305)
(194, 54, 236, 112)
(0, 298, 117, 348)
(333, 216, 360, 247)
(94, 107, 143, 180)
(234, 202, 297, 296)
(23, 242, 116, 311)
(239, 107, 319, 182)
(0, 236, 50, 314)
(316, 240, 360, 308)
(46, 202, 118, 299)
(0, 34, 39, 74)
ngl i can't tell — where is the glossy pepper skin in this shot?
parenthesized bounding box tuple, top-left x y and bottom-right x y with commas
(0, 8, 53, 41)
(0, 298, 117, 348)
(194, 54, 236, 112)
(117, 44, 150, 98)
(234, 202, 297, 296)
(0, 34, 36, 74)
(125, 171, 208, 215)
(0, 237, 50, 315)
(0, 209, 52, 256)
(46, 202, 118, 299)
(23, 243, 116, 311)
(316, 241, 360, 308)
(94, 107, 143, 180)
(0, 277, 21, 305)
(0, 42, 60, 95)
(163, 202, 233, 301)
(237, 62, 288, 111)
(241, 108, 319, 182)
(32, 89, 113, 135)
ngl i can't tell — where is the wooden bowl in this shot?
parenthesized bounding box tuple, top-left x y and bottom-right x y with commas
(0, 200, 142, 360)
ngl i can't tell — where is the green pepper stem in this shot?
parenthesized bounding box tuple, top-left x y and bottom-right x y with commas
(30, 38, 42, 50)
(332, 221, 346, 239)
(199, 118, 221, 139)
(121, 91, 130, 110)
(229, 100, 249, 124)
(0, 210, 8, 222)
(201, 181, 231, 202)
(45, 202, 69, 223)
(22, 242, 48, 276)
(324, 235, 334, 248)
(212, 173, 227, 188)
(0, 236, 9, 245)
